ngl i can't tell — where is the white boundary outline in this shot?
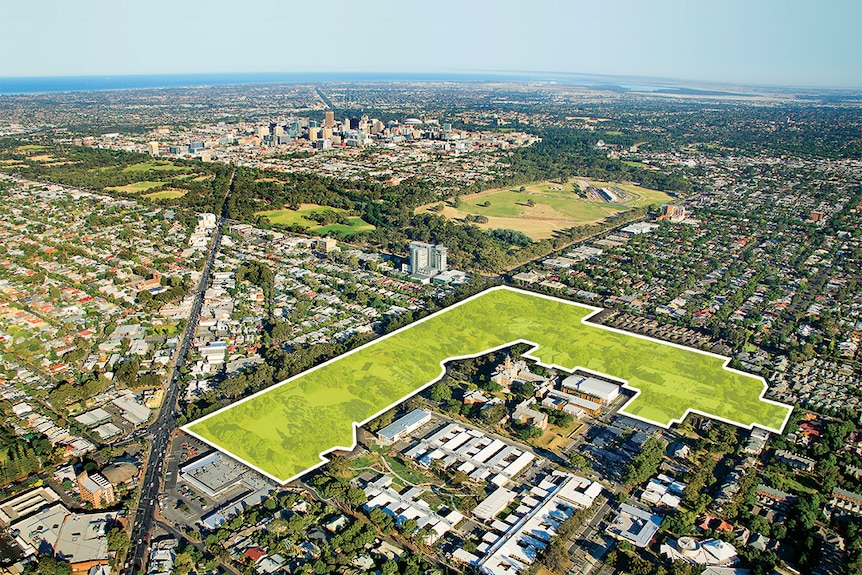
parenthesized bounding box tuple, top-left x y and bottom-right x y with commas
(181, 285, 793, 485)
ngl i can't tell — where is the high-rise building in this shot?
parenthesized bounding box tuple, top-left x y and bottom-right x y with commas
(147, 141, 159, 157)
(324, 110, 335, 129)
(409, 242, 447, 277)
(321, 127, 333, 140)
(308, 126, 320, 141)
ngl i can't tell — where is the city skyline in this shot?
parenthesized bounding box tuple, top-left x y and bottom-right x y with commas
(1, 0, 860, 89)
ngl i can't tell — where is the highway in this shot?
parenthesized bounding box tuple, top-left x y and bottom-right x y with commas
(125, 170, 234, 574)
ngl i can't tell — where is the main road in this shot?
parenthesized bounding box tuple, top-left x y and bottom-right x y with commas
(126, 170, 234, 574)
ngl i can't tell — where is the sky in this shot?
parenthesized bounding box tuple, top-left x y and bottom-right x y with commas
(1, 0, 860, 88)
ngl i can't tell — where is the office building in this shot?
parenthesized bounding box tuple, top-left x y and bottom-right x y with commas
(147, 141, 159, 157)
(77, 471, 115, 508)
(324, 110, 335, 129)
(409, 241, 447, 278)
(314, 238, 337, 252)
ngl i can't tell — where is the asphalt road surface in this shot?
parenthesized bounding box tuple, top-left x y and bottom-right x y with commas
(125, 171, 233, 574)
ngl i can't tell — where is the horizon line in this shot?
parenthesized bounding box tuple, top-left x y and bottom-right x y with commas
(1, 69, 861, 94)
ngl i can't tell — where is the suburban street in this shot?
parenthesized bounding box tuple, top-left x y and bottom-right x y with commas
(125, 171, 233, 574)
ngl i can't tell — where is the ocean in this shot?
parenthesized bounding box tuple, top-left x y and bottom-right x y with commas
(0, 71, 674, 95)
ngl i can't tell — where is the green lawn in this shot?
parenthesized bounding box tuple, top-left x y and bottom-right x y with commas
(144, 189, 186, 200)
(418, 180, 671, 240)
(185, 287, 791, 483)
(106, 181, 166, 194)
(465, 189, 626, 220)
(122, 161, 185, 173)
(255, 204, 375, 237)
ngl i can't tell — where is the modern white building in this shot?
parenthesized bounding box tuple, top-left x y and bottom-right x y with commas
(408, 241, 447, 278)
(376, 409, 432, 444)
(660, 537, 739, 566)
(561, 374, 620, 404)
(455, 471, 603, 575)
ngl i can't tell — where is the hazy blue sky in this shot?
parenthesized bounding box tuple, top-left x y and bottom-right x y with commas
(1, 0, 860, 88)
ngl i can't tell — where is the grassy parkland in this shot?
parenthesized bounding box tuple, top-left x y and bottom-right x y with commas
(144, 188, 187, 200)
(106, 181, 166, 194)
(185, 287, 791, 483)
(417, 179, 672, 240)
(254, 203, 376, 237)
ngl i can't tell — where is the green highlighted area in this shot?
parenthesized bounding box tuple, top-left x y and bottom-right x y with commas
(185, 287, 791, 483)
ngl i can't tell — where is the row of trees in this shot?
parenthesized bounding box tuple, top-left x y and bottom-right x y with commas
(0, 422, 54, 484)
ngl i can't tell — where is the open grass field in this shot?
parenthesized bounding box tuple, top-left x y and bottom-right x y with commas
(106, 181, 165, 194)
(143, 189, 187, 200)
(122, 161, 185, 173)
(255, 203, 375, 237)
(185, 287, 791, 484)
(16, 145, 46, 152)
(417, 180, 671, 240)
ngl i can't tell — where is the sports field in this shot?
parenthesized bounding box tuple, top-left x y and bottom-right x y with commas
(122, 161, 185, 173)
(417, 180, 672, 240)
(144, 189, 186, 200)
(185, 287, 791, 483)
(255, 203, 376, 237)
(106, 181, 165, 194)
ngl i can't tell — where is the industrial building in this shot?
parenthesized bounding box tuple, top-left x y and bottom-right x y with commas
(454, 471, 603, 575)
(376, 409, 432, 444)
(1, 489, 118, 571)
(561, 374, 620, 405)
(402, 422, 535, 487)
(607, 503, 663, 548)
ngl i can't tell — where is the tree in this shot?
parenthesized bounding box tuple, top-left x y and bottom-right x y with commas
(429, 381, 452, 402)
(368, 507, 395, 533)
(480, 403, 506, 424)
(460, 496, 478, 515)
(569, 453, 591, 472)
(401, 517, 419, 535)
(107, 526, 130, 554)
(327, 455, 350, 476)
(623, 436, 666, 487)
(30, 556, 71, 575)
(451, 470, 469, 486)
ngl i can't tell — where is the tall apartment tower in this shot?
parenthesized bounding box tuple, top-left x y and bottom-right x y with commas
(409, 241, 447, 276)
(324, 110, 335, 129)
